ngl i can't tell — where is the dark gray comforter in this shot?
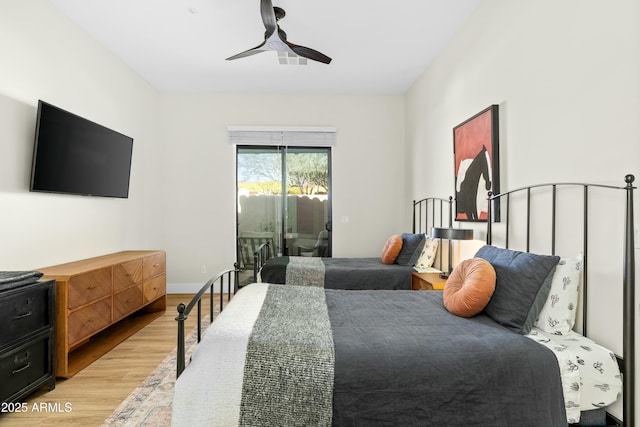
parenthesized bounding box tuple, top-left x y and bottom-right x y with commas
(326, 289, 567, 426)
(260, 256, 413, 290)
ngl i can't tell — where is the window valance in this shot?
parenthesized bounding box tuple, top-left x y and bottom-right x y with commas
(228, 126, 336, 147)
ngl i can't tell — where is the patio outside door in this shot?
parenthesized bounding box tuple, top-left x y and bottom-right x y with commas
(236, 146, 332, 280)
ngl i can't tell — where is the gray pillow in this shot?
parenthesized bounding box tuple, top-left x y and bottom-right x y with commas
(395, 233, 426, 266)
(475, 245, 559, 334)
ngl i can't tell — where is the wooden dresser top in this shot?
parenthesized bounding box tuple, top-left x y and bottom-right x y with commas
(37, 250, 164, 277)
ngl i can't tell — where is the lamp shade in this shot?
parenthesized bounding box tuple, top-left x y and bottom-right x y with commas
(431, 227, 474, 241)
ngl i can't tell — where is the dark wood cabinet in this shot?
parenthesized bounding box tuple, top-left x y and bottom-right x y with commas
(0, 280, 56, 403)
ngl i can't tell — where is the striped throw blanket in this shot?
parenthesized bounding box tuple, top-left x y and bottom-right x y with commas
(284, 256, 326, 287)
(172, 284, 335, 426)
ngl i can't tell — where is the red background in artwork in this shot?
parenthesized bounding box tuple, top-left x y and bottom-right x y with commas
(454, 109, 494, 221)
(454, 109, 493, 176)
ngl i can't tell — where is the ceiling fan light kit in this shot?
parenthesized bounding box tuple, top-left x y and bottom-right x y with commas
(278, 51, 308, 65)
(226, 0, 331, 65)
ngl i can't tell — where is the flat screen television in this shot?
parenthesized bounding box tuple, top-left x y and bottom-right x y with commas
(30, 100, 134, 198)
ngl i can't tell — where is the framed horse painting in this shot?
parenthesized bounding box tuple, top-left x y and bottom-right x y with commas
(453, 105, 500, 222)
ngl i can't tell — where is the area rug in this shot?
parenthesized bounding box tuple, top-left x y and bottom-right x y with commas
(102, 315, 212, 427)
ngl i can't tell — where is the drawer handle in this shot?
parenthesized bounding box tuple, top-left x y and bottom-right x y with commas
(12, 363, 31, 375)
(153, 264, 160, 267)
(127, 298, 134, 303)
(87, 284, 97, 290)
(13, 311, 32, 320)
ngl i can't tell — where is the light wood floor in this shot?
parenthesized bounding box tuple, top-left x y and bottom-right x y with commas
(0, 294, 220, 426)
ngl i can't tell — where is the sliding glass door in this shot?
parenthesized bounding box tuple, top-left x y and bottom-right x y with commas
(283, 147, 331, 257)
(237, 146, 331, 274)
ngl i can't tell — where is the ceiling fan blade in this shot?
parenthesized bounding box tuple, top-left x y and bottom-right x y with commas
(286, 42, 332, 64)
(226, 41, 267, 61)
(260, 0, 277, 36)
(227, 3, 331, 65)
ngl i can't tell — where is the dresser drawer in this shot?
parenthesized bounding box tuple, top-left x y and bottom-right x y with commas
(0, 333, 51, 403)
(143, 252, 166, 279)
(143, 275, 166, 304)
(0, 285, 53, 346)
(68, 298, 112, 346)
(113, 285, 143, 322)
(68, 268, 112, 310)
(113, 259, 143, 292)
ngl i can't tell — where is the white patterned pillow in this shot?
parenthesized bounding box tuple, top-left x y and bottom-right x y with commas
(414, 236, 439, 270)
(535, 255, 583, 335)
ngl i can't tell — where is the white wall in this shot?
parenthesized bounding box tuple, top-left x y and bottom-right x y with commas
(156, 93, 405, 287)
(407, 0, 639, 200)
(406, 0, 640, 417)
(0, 0, 159, 268)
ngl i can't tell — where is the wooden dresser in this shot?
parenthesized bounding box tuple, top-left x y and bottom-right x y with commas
(38, 250, 166, 378)
(0, 280, 56, 403)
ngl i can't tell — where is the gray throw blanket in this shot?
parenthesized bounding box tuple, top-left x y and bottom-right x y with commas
(239, 285, 335, 426)
(284, 256, 325, 286)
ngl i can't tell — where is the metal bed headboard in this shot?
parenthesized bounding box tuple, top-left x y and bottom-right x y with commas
(412, 196, 452, 234)
(412, 196, 452, 273)
(486, 174, 635, 427)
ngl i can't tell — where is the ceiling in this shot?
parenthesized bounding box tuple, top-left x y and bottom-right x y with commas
(49, 0, 480, 95)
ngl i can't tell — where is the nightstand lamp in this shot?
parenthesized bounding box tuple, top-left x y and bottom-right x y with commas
(431, 227, 474, 279)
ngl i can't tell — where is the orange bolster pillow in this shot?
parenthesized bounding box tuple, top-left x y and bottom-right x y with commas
(381, 235, 403, 264)
(444, 258, 496, 317)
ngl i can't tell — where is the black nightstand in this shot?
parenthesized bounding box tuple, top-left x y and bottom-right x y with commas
(0, 280, 56, 403)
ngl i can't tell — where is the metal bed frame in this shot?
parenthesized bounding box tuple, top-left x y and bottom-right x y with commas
(175, 177, 635, 425)
(250, 196, 453, 282)
(175, 265, 238, 377)
(486, 174, 635, 426)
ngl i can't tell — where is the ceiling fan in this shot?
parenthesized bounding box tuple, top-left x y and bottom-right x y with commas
(226, 0, 332, 65)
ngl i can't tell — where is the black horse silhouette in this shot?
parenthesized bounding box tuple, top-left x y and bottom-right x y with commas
(456, 145, 491, 221)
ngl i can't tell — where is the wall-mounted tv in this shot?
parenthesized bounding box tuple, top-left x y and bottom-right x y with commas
(30, 100, 134, 198)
